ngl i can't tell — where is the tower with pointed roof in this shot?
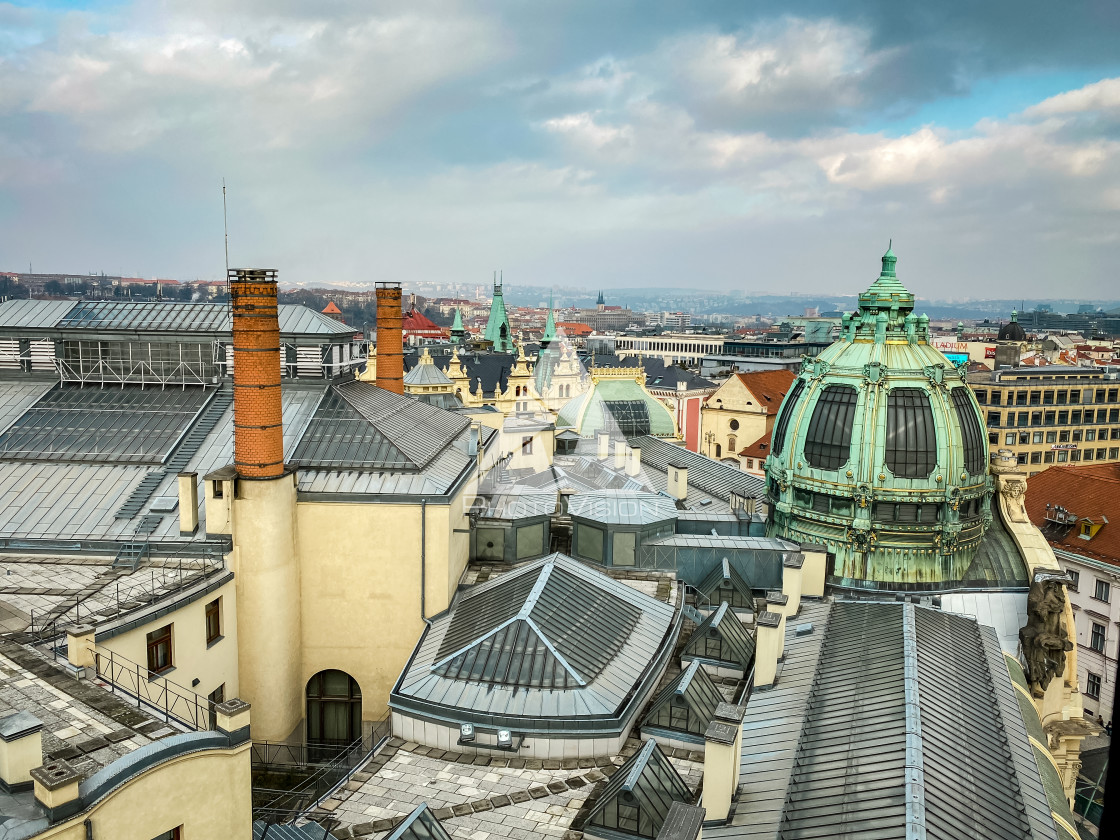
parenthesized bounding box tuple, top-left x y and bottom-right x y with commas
(449, 307, 466, 343)
(540, 291, 557, 350)
(483, 276, 514, 352)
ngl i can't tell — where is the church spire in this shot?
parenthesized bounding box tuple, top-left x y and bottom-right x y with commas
(450, 306, 465, 341)
(541, 290, 557, 349)
(483, 274, 514, 352)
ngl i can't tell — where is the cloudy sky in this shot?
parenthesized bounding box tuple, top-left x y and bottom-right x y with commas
(1, 0, 1118, 299)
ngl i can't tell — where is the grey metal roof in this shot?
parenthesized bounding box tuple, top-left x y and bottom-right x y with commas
(681, 603, 755, 671)
(0, 381, 56, 437)
(0, 299, 355, 337)
(961, 502, 1030, 587)
(404, 360, 454, 387)
(567, 490, 679, 527)
(631, 436, 765, 502)
(584, 738, 694, 840)
(695, 557, 755, 610)
(645, 534, 798, 551)
(641, 659, 725, 741)
(0, 385, 210, 465)
(434, 560, 642, 688)
(478, 492, 557, 521)
(711, 600, 1065, 840)
(707, 600, 831, 840)
(290, 382, 470, 472)
(391, 553, 678, 728)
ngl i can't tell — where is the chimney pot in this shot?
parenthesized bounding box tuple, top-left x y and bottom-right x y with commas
(0, 711, 44, 792)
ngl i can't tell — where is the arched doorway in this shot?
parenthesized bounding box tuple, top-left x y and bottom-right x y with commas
(306, 670, 362, 745)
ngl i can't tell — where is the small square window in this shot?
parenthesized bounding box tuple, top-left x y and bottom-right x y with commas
(1044, 451, 1055, 463)
(1046, 431, 1057, 443)
(1068, 569, 1079, 591)
(212, 481, 224, 499)
(1005, 433, 1016, 445)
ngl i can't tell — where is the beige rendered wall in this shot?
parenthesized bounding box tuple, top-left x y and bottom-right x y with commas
(96, 578, 239, 705)
(231, 473, 303, 742)
(296, 490, 472, 721)
(37, 742, 252, 840)
(700, 377, 770, 460)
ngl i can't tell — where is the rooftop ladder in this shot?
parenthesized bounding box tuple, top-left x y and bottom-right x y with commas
(114, 388, 233, 520)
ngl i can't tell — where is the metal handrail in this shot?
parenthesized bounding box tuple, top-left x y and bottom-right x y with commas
(28, 555, 224, 643)
(93, 645, 217, 731)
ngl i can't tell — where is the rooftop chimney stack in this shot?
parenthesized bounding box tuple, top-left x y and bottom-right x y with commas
(375, 282, 404, 394)
(230, 269, 285, 479)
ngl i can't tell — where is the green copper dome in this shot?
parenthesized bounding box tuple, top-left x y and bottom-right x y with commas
(764, 247, 993, 590)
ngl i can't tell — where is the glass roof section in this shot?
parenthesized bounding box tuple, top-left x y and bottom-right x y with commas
(0, 385, 209, 465)
(433, 560, 642, 687)
(694, 557, 755, 611)
(682, 602, 755, 671)
(584, 738, 693, 840)
(384, 804, 453, 840)
(640, 659, 725, 741)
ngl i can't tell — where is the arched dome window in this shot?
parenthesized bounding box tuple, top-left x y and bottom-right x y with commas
(951, 387, 987, 474)
(886, 389, 937, 477)
(804, 385, 857, 470)
(771, 378, 805, 458)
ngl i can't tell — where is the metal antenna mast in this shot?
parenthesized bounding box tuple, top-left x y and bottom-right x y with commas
(222, 178, 230, 298)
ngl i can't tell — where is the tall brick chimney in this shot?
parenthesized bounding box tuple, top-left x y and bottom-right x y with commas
(230, 268, 285, 478)
(375, 281, 404, 394)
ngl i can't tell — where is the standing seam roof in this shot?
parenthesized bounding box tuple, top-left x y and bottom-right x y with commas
(774, 602, 1056, 840)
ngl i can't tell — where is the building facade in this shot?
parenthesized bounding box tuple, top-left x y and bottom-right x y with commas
(1026, 463, 1120, 721)
(968, 366, 1120, 476)
(699, 370, 796, 463)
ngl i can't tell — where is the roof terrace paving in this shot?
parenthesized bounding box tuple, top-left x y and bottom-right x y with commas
(329, 738, 704, 840)
(0, 638, 169, 776)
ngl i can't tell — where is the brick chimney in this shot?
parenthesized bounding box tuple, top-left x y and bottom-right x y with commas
(375, 281, 404, 394)
(230, 269, 284, 479)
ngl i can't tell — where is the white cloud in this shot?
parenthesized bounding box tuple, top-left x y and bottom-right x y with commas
(1024, 77, 1120, 116)
(656, 18, 892, 123)
(4, 5, 502, 152)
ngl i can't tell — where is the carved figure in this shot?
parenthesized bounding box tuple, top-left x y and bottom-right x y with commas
(1019, 577, 1074, 698)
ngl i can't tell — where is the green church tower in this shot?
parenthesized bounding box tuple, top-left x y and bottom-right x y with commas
(764, 246, 994, 589)
(484, 277, 514, 352)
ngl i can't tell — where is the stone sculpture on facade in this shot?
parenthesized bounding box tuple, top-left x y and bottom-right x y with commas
(1019, 571, 1075, 698)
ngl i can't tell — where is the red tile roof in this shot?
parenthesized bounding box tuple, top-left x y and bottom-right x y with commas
(732, 369, 797, 415)
(739, 431, 771, 458)
(402, 307, 445, 335)
(322, 301, 343, 315)
(1025, 463, 1120, 566)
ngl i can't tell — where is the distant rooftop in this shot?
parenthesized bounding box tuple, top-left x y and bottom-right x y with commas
(0, 299, 356, 339)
